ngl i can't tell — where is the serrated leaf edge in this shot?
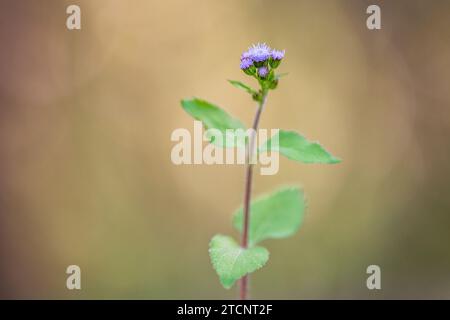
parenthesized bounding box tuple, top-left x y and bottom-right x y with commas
(208, 234, 269, 289)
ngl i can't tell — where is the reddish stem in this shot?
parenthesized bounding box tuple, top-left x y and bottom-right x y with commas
(239, 93, 267, 300)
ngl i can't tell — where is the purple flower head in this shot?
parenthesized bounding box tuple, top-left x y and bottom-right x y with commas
(258, 66, 269, 77)
(271, 49, 285, 61)
(242, 43, 271, 63)
(240, 58, 253, 70)
(241, 51, 252, 61)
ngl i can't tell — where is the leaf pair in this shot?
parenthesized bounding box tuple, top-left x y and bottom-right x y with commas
(181, 97, 341, 165)
(209, 187, 305, 289)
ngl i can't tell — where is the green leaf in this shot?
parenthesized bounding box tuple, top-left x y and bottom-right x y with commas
(233, 187, 305, 246)
(228, 80, 257, 95)
(275, 72, 289, 80)
(209, 234, 269, 289)
(181, 98, 246, 148)
(259, 130, 341, 164)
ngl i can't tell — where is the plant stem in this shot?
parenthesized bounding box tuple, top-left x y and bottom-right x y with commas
(239, 92, 267, 300)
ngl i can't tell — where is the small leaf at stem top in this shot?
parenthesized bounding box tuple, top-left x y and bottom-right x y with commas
(228, 80, 258, 96)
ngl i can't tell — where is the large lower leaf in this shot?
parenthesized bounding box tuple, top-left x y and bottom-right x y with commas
(209, 234, 269, 289)
(181, 98, 246, 148)
(259, 130, 341, 164)
(233, 187, 305, 246)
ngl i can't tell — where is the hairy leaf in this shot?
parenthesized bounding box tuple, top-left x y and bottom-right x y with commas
(209, 234, 269, 289)
(181, 98, 246, 148)
(234, 187, 305, 245)
(259, 130, 341, 164)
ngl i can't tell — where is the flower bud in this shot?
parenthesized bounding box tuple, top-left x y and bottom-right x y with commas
(269, 79, 278, 89)
(258, 66, 269, 78)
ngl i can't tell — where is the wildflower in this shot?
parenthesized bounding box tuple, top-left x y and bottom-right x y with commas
(241, 51, 252, 61)
(240, 58, 253, 70)
(242, 43, 271, 67)
(239, 43, 285, 89)
(240, 58, 255, 75)
(270, 49, 285, 68)
(271, 49, 285, 61)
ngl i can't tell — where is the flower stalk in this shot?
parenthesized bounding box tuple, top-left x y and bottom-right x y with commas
(239, 92, 267, 300)
(237, 43, 282, 299)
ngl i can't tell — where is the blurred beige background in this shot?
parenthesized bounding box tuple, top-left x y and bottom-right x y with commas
(0, 0, 450, 299)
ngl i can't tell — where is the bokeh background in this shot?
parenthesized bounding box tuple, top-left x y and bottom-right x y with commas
(1, 0, 450, 299)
